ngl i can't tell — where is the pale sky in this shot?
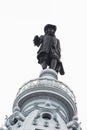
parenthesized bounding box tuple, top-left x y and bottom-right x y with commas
(0, 0, 87, 129)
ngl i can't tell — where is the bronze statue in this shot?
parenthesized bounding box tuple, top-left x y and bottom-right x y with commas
(33, 24, 65, 75)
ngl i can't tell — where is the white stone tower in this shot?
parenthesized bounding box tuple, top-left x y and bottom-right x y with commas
(4, 69, 81, 130)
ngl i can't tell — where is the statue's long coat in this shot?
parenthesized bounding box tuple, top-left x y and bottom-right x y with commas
(37, 35, 61, 64)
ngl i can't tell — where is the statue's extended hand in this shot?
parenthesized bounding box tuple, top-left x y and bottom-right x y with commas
(33, 35, 41, 47)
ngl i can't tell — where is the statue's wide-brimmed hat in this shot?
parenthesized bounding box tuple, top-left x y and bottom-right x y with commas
(44, 24, 57, 33)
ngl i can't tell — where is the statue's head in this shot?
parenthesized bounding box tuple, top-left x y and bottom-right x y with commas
(44, 24, 57, 36)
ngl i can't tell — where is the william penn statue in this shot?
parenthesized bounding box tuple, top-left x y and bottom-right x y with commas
(33, 24, 65, 75)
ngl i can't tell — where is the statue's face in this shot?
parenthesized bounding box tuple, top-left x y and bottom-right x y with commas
(46, 28, 55, 36)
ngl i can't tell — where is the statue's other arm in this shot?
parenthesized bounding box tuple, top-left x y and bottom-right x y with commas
(57, 39, 61, 59)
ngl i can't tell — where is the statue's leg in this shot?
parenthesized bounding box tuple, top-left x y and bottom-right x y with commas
(50, 58, 57, 71)
(41, 61, 47, 69)
(40, 53, 48, 69)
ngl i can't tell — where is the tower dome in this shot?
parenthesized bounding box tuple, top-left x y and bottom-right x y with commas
(5, 69, 78, 130)
(13, 69, 77, 121)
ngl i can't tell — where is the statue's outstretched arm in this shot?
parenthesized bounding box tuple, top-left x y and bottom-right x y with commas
(33, 35, 42, 47)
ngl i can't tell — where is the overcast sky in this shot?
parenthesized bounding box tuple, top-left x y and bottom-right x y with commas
(0, 0, 87, 129)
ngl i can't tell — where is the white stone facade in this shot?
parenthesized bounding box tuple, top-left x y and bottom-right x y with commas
(5, 69, 81, 130)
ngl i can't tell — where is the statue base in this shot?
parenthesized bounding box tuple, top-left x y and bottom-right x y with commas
(39, 68, 58, 80)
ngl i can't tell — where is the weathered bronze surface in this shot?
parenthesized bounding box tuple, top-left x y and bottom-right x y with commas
(33, 24, 65, 75)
